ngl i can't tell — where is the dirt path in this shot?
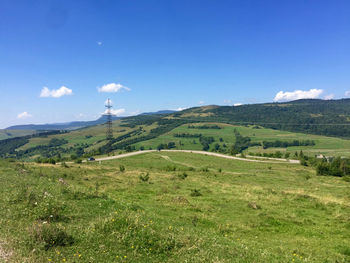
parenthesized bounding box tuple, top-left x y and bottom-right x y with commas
(0, 242, 12, 263)
(93, 150, 300, 164)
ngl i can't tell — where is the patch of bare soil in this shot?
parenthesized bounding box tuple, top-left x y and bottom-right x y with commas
(0, 242, 12, 263)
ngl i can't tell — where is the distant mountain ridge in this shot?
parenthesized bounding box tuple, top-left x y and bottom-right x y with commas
(6, 110, 176, 131)
(140, 110, 176, 116)
(5, 116, 120, 131)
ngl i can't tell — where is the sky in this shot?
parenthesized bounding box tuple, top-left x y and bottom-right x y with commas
(1, 0, 350, 128)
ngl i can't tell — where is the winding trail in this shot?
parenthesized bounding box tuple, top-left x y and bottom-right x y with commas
(92, 150, 300, 164)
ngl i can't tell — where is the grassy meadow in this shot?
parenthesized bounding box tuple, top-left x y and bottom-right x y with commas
(1, 151, 350, 262)
(132, 123, 350, 157)
(11, 120, 350, 161)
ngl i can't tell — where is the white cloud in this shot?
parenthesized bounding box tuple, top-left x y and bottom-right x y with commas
(198, 101, 205, 105)
(102, 108, 126, 116)
(176, 107, 187, 111)
(97, 83, 130, 93)
(233, 103, 243, 106)
(273, 89, 323, 102)
(40, 86, 73, 98)
(97, 41, 102, 46)
(129, 110, 141, 116)
(324, 94, 335, 100)
(224, 99, 232, 104)
(17, 112, 32, 119)
(345, 91, 350, 97)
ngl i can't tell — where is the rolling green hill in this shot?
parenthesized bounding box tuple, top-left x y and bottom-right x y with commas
(131, 122, 350, 158)
(174, 99, 350, 138)
(0, 129, 36, 140)
(1, 99, 350, 161)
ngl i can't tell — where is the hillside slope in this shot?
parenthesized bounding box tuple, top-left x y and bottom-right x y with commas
(2, 99, 350, 160)
(174, 99, 350, 138)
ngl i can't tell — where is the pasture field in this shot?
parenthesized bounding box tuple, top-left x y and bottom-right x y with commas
(132, 123, 350, 157)
(0, 151, 349, 262)
(10, 120, 350, 161)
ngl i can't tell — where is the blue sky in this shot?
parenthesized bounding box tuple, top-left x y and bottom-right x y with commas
(1, 0, 350, 128)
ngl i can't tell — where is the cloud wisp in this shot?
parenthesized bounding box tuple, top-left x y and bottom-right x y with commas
(98, 83, 130, 93)
(273, 89, 323, 102)
(102, 108, 126, 116)
(345, 91, 350, 97)
(324, 94, 335, 100)
(17, 112, 32, 119)
(175, 107, 187, 111)
(40, 86, 73, 98)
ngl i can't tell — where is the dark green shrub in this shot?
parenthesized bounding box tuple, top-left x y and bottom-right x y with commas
(165, 165, 177, 171)
(177, 172, 188, 179)
(61, 162, 69, 168)
(343, 176, 350, 182)
(119, 165, 125, 172)
(200, 167, 209, 172)
(139, 172, 149, 182)
(190, 189, 202, 197)
(29, 223, 74, 250)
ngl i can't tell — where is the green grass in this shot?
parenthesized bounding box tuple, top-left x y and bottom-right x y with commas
(12, 120, 350, 161)
(1, 152, 350, 262)
(0, 129, 36, 140)
(132, 123, 350, 157)
(16, 120, 160, 158)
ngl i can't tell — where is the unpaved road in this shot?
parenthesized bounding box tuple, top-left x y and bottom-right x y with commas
(92, 150, 300, 164)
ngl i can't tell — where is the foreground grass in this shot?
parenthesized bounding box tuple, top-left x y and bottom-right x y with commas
(0, 152, 350, 262)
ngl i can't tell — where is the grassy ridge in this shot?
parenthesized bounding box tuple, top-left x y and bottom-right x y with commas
(1, 152, 350, 262)
(0, 130, 36, 140)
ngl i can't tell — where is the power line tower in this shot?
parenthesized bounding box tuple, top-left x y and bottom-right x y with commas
(105, 98, 113, 141)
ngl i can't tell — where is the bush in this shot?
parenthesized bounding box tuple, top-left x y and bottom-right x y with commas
(316, 160, 343, 177)
(200, 167, 209, 172)
(139, 172, 150, 182)
(300, 158, 308, 166)
(343, 176, 350, 182)
(190, 189, 202, 197)
(165, 165, 177, 171)
(119, 165, 125, 172)
(177, 172, 188, 180)
(61, 162, 69, 168)
(29, 223, 74, 250)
